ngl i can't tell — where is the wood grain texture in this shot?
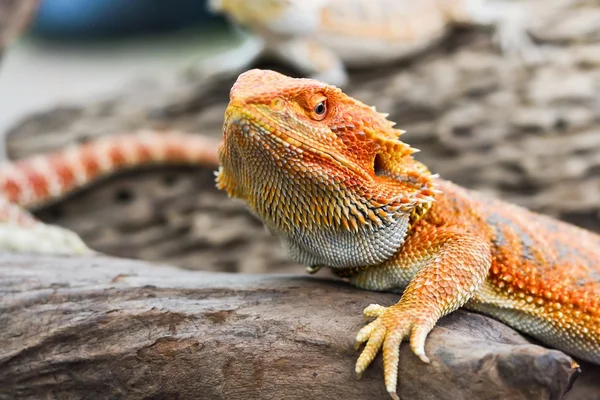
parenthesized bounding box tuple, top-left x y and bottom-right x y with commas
(0, 253, 593, 400)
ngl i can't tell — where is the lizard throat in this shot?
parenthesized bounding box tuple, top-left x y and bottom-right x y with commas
(330, 200, 433, 277)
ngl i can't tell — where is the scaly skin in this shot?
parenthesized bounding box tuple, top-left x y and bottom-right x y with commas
(206, 0, 536, 86)
(0, 130, 220, 253)
(216, 69, 600, 399)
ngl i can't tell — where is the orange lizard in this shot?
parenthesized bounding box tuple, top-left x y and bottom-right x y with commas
(216, 69, 600, 399)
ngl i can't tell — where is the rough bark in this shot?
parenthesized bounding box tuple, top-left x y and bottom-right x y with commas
(0, 253, 593, 400)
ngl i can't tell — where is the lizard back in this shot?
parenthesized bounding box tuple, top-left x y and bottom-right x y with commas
(429, 180, 600, 363)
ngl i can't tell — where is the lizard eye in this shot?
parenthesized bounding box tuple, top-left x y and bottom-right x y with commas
(308, 93, 328, 120)
(314, 102, 326, 115)
(310, 99, 327, 121)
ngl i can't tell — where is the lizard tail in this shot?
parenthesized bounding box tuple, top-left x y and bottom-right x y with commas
(0, 130, 221, 211)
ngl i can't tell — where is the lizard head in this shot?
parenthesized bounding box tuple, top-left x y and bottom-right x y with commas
(217, 69, 437, 269)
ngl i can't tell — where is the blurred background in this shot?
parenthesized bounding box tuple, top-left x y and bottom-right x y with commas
(0, 0, 238, 138)
(1, 0, 600, 277)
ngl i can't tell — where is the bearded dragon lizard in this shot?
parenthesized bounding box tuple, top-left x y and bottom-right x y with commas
(216, 69, 600, 399)
(204, 0, 537, 86)
(0, 130, 220, 254)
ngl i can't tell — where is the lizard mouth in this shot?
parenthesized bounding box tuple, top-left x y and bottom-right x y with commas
(225, 103, 372, 182)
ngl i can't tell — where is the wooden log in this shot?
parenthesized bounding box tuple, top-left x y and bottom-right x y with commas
(0, 253, 594, 400)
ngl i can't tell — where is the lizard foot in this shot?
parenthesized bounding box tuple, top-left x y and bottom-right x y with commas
(355, 303, 433, 400)
(0, 222, 90, 254)
(305, 265, 323, 274)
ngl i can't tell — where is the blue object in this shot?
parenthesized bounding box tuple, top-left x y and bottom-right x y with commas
(32, 0, 224, 38)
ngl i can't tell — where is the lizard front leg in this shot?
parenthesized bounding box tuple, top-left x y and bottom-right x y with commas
(193, 32, 266, 80)
(270, 38, 348, 87)
(349, 228, 491, 399)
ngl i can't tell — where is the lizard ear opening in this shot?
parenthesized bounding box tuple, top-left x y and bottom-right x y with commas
(374, 153, 386, 176)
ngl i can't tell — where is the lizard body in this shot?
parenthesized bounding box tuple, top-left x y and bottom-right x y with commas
(216, 69, 600, 399)
(205, 0, 536, 86)
(0, 130, 220, 254)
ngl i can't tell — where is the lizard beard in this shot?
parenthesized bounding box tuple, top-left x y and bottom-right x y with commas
(275, 212, 411, 269)
(218, 144, 412, 269)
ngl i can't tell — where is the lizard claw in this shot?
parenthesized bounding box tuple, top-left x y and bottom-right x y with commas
(410, 324, 432, 364)
(354, 303, 434, 399)
(305, 265, 323, 274)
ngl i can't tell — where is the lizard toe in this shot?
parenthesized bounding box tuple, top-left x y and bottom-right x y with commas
(355, 304, 438, 398)
(355, 325, 385, 378)
(355, 317, 380, 347)
(382, 332, 403, 398)
(409, 322, 432, 364)
(363, 303, 387, 319)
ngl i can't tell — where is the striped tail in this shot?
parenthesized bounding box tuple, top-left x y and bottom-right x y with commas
(0, 130, 220, 217)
